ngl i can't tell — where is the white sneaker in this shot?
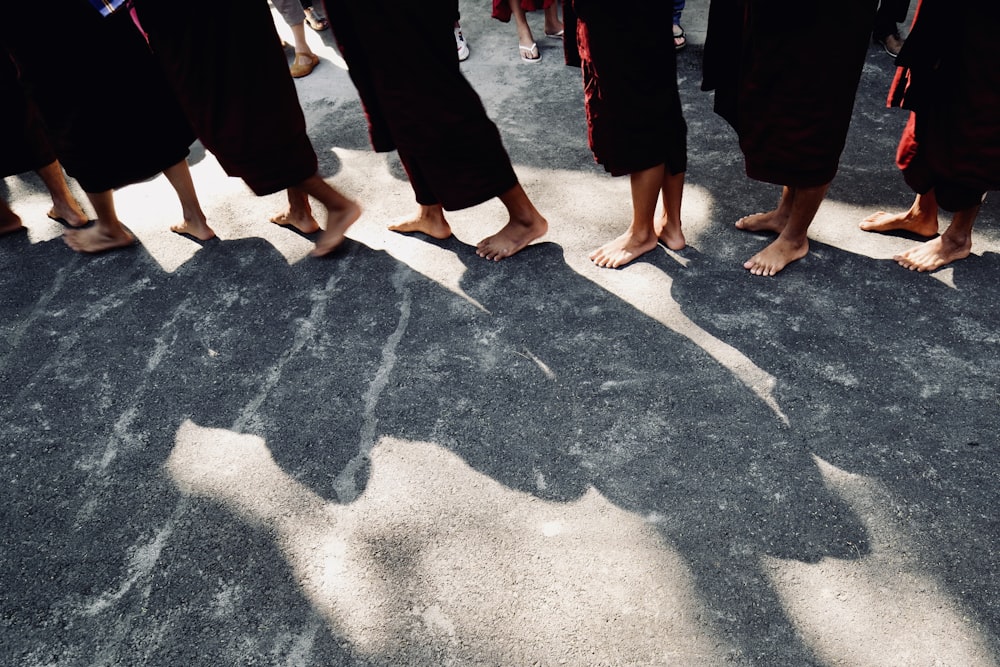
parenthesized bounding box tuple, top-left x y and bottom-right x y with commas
(455, 24, 470, 61)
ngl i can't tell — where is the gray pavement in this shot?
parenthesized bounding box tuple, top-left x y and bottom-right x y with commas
(2, 2, 999, 665)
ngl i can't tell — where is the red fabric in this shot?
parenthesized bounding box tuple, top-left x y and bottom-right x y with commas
(895, 112, 939, 202)
(328, 0, 518, 210)
(889, 0, 1000, 207)
(132, 0, 318, 196)
(572, 0, 686, 177)
(703, 0, 876, 187)
(492, 0, 554, 23)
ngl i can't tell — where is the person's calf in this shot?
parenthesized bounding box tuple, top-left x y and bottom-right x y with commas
(1, 200, 24, 236)
(271, 187, 320, 234)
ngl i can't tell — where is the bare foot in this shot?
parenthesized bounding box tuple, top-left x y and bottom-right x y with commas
(171, 216, 216, 241)
(859, 209, 938, 237)
(311, 201, 362, 257)
(735, 209, 787, 234)
(47, 206, 88, 228)
(1, 215, 25, 236)
(744, 236, 809, 276)
(893, 235, 971, 272)
(476, 214, 548, 261)
(270, 209, 321, 234)
(590, 229, 659, 268)
(387, 207, 453, 239)
(656, 216, 686, 251)
(63, 225, 135, 253)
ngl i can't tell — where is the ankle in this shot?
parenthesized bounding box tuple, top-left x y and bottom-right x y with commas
(941, 228, 972, 247)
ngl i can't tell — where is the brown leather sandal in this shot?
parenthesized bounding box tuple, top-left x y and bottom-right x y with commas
(290, 53, 320, 78)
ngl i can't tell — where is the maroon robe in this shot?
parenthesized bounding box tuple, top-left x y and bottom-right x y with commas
(571, 0, 686, 178)
(0, 54, 55, 179)
(703, 0, 877, 187)
(132, 0, 318, 196)
(888, 0, 1000, 211)
(1, 3, 193, 193)
(327, 0, 518, 210)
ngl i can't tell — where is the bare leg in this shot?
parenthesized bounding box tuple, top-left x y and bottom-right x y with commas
(476, 183, 548, 261)
(656, 170, 686, 250)
(1, 197, 24, 236)
(860, 190, 939, 237)
(63, 190, 135, 253)
(543, 2, 563, 36)
(590, 164, 664, 268)
(291, 22, 314, 58)
(744, 183, 829, 276)
(298, 174, 362, 257)
(388, 203, 453, 239)
(510, 3, 539, 60)
(288, 23, 320, 77)
(37, 161, 88, 227)
(894, 203, 978, 272)
(735, 186, 795, 233)
(162, 160, 214, 240)
(270, 187, 321, 234)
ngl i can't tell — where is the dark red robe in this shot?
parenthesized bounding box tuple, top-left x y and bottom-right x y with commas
(327, 0, 518, 210)
(888, 0, 1000, 211)
(1, 3, 193, 193)
(132, 0, 318, 196)
(0, 54, 55, 179)
(570, 0, 686, 178)
(703, 0, 877, 187)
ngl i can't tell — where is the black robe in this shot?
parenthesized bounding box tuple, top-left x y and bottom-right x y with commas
(132, 0, 318, 196)
(570, 0, 687, 178)
(703, 0, 877, 187)
(326, 0, 518, 210)
(1, 4, 193, 193)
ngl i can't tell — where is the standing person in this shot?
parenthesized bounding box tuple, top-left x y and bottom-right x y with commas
(326, 0, 548, 261)
(492, 0, 563, 62)
(569, 0, 687, 268)
(1, 53, 88, 234)
(300, 2, 329, 32)
(860, 1, 1000, 272)
(702, 0, 878, 276)
(273, 0, 322, 78)
(2, 3, 213, 253)
(673, 0, 687, 51)
(131, 0, 361, 257)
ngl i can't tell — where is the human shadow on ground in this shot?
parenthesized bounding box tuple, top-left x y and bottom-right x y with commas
(0, 236, 375, 664)
(1, 229, 879, 665)
(654, 240, 1000, 649)
(374, 238, 875, 663)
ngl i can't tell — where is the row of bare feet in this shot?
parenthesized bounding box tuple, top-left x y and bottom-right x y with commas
(56, 207, 215, 254)
(731, 201, 966, 276)
(16, 194, 969, 274)
(859, 206, 971, 272)
(42, 196, 547, 261)
(386, 202, 548, 261)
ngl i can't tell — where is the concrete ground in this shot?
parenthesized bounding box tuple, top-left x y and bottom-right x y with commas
(2, 2, 999, 665)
